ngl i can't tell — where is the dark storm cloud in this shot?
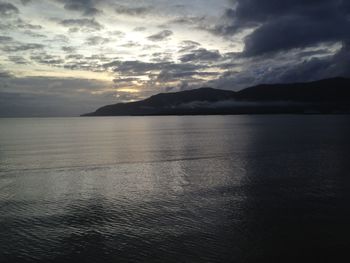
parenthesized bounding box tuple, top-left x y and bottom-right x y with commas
(243, 16, 349, 57)
(196, 0, 350, 87)
(56, 0, 101, 16)
(275, 43, 350, 83)
(60, 18, 103, 32)
(180, 48, 222, 63)
(208, 42, 350, 90)
(0, 2, 19, 17)
(215, 0, 350, 57)
(147, 30, 173, 41)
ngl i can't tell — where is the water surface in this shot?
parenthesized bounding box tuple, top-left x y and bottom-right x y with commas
(1, 116, 350, 262)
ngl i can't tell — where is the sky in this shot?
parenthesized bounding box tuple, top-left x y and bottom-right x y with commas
(0, 0, 349, 116)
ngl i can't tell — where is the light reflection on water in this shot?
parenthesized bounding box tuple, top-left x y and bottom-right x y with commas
(1, 116, 350, 262)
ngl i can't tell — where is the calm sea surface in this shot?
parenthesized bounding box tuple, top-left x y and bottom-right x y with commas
(1, 116, 350, 262)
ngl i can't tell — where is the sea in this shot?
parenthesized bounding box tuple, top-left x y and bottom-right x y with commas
(1, 115, 350, 262)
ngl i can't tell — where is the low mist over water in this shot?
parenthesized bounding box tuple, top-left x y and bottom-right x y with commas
(1, 116, 350, 262)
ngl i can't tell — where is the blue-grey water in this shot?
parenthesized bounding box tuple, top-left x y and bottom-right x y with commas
(1, 116, 350, 262)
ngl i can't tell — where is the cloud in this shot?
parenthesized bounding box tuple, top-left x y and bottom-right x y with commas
(64, 61, 102, 72)
(151, 52, 173, 62)
(8, 55, 29, 64)
(193, 0, 350, 87)
(178, 40, 201, 53)
(214, 0, 350, 57)
(170, 16, 205, 25)
(99, 57, 219, 94)
(243, 16, 349, 57)
(85, 54, 110, 61)
(274, 43, 350, 83)
(60, 18, 103, 32)
(100, 58, 216, 93)
(0, 34, 46, 56)
(23, 30, 46, 38)
(0, 68, 12, 78)
(15, 18, 42, 30)
(61, 46, 76, 53)
(104, 60, 203, 76)
(48, 34, 69, 43)
(85, 36, 110, 46)
(112, 77, 141, 89)
(56, 0, 101, 16)
(180, 48, 222, 63)
(134, 27, 146, 32)
(104, 60, 166, 74)
(156, 69, 218, 83)
(65, 54, 84, 60)
(20, 0, 31, 5)
(120, 41, 141, 48)
(108, 30, 125, 37)
(30, 54, 64, 66)
(147, 30, 173, 41)
(115, 4, 150, 16)
(0, 2, 19, 17)
(61, 53, 114, 72)
(1, 42, 44, 52)
(0, 18, 43, 35)
(207, 42, 350, 90)
(0, 35, 12, 42)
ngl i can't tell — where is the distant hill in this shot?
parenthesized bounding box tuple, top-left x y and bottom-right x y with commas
(82, 77, 350, 116)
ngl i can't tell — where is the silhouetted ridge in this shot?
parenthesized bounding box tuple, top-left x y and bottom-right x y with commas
(144, 87, 236, 107)
(82, 77, 350, 116)
(236, 77, 350, 102)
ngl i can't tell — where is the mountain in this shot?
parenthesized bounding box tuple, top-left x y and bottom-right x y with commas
(82, 77, 350, 116)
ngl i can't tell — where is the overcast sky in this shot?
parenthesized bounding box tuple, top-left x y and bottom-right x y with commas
(1, 0, 349, 116)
